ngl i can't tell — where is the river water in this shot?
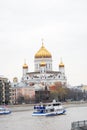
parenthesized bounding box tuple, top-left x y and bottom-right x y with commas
(0, 106, 87, 130)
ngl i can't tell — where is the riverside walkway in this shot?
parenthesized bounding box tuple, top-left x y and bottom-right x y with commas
(5, 101, 87, 112)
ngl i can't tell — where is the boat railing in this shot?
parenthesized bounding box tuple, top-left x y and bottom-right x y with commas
(71, 120, 87, 130)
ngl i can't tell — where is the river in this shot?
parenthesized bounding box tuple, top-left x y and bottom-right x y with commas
(0, 106, 87, 130)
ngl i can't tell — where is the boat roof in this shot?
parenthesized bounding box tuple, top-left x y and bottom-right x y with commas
(0, 107, 5, 110)
(45, 101, 61, 105)
(0, 106, 8, 109)
(34, 99, 62, 106)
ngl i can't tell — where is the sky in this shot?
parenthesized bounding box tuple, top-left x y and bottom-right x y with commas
(0, 0, 87, 86)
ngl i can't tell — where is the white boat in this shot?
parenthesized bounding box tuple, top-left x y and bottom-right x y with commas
(32, 100, 66, 116)
(0, 106, 11, 115)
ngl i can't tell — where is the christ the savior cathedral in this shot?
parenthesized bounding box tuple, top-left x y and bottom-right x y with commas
(21, 41, 67, 87)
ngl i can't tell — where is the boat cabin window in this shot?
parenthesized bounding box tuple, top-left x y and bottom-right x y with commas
(53, 103, 61, 106)
(48, 104, 51, 106)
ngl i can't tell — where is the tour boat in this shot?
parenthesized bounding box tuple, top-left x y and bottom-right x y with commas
(0, 106, 11, 115)
(32, 100, 66, 116)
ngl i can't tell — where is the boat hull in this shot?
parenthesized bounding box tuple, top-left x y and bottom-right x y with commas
(0, 106, 11, 115)
(32, 109, 66, 116)
(0, 111, 11, 115)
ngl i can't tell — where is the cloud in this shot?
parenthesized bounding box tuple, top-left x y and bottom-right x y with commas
(0, 0, 87, 85)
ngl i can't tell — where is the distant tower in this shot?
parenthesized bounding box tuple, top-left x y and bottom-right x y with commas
(13, 77, 18, 83)
(13, 77, 18, 87)
(59, 59, 65, 74)
(22, 60, 28, 77)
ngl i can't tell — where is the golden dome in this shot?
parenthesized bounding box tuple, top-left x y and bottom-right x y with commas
(40, 61, 46, 67)
(13, 77, 18, 83)
(23, 63, 28, 69)
(35, 43, 52, 58)
(59, 61, 64, 67)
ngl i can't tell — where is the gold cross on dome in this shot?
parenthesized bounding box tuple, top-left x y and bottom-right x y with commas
(41, 38, 44, 46)
(24, 59, 26, 64)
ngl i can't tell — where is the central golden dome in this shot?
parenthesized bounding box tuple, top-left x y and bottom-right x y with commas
(40, 61, 46, 67)
(35, 43, 52, 58)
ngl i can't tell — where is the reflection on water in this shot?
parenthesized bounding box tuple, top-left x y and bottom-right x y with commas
(0, 107, 87, 130)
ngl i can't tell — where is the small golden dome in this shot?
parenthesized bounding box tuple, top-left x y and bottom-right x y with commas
(35, 43, 52, 58)
(40, 61, 46, 67)
(23, 63, 28, 69)
(13, 77, 18, 83)
(59, 61, 64, 67)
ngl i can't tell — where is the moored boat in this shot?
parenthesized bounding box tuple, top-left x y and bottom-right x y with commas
(0, 106, 11, 115)
(32, 100, 66, 116)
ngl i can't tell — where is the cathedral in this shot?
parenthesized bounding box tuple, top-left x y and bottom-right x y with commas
(21, 41, 67, 87)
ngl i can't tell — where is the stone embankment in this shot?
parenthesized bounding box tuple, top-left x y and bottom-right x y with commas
(63, 101, 87, 108)
(5, 101, 87, 112)
(8, 104, 33, 112)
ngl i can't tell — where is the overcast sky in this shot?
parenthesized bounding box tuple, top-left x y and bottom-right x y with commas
(0, 0, 87, 86)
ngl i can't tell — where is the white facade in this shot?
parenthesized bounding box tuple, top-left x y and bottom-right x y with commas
(21, 43, 67, 87)
(34, 57, 52, 72)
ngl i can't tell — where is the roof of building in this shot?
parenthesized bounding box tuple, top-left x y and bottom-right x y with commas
(23, 63, 28, 69)
(59, 61, 64, 67)
(35, 43, 52, 58)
